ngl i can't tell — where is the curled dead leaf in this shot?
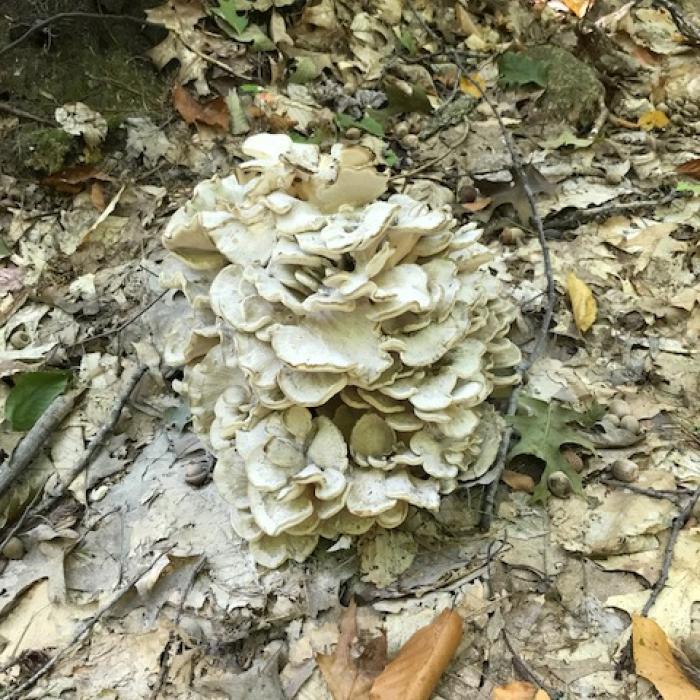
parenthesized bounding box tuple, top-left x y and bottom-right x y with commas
(370, 609, 463, 700)
(317, 600, 387, 700)
(677, 159, 700, 179)
(492, 681, 551, 700)
(172, 85, 230, 130)
(638, 109, 670, 131)
(41, 164, 111, 194)
(501, 469, 535, 493)
(566, 271, 597, 333)
(633, 615, 700, 700)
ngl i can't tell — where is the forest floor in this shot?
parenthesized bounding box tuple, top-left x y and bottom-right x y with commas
(1, 0, 700, 698)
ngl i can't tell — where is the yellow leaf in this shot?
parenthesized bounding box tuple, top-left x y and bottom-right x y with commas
(566, 271, 597, 332)
(492, 681, 551, 700)
(561, 0, 593, 17)
(460, 73, 485, 99)
(633, 615, 700, 700)
(370, 609, 463, 700)
(638, 109, 670, 131)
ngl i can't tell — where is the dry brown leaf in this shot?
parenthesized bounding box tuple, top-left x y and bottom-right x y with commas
(566, 271, 597, 332)
(369, 609, 463, 700)
(460, 72, 485, 98)
(677, 159, 700, 179)
(633, 615, 700, 700)
(90, 181, 106, 211)
(317, 601, 387, 700)
(492, 681, 551, 700)
(501, 469, 535, 493)
(172, 85, 230, 129)
(463, 196, 492, 212)
(41, 164, 111, 194)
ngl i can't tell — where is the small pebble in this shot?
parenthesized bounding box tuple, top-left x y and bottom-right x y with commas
(185, 463, 208, 487)
(461, 185, 478, 203)
(344, 127, 361, 141)
(402, 133, 419, 148)
(608, 399, 631, 418)
(605, 170, 623, 185)
(671, 113, 684, 125)
(548, 471, 572, 498)
(611, 458, 639, 482)
(620, 415, 641, 434)
(604, 413, 621, 426)
(2, 537, 25, 560)
(655, 102, 669, 114)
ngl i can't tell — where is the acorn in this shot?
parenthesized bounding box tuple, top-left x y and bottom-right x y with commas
(402, 133, 419, 148)
(548, 471, 572, 498)
(620, 415, 641, 434)
(561, 447, 584, 473)
(611, 458, 639, 482)
(185, 463, 208, 487)
(344, 127, 361, 141)
(9, 329, 30, 349)
(608, 399, 631, 418)
(461, 185, 478, 203)
(393, 121, 410, 139)
(500, 227, 524, 246)
(2, 537, 25, 560)
(604, 413, 621, 427)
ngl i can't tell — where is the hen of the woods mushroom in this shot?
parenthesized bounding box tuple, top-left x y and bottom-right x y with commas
(161, 133, 521, 568)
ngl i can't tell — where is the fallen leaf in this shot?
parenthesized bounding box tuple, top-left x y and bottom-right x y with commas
(492, 680, 551, 699)
(463, 196, 492, 212)
(460, 72, 486, 98)
(633, 615, 700, 700)
(501, 470, 535, 493)
(90, 181, 106, 211)
(172, 85, 230, 129)
(317, 601, 387, 700)
(677, 159, 700, 179)
(369, 609, 463, 700)
(637, 109, 670, 131)
(359, 530, 416, 587)
(561, 0, 593, 18)
(6, 371, 71, 431)
(41, 164, 111, 194)
(566, 271, 597, 332)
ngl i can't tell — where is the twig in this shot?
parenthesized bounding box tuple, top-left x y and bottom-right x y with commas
(0, 551, 171, 700)
(599, 477, 687, 502)
(502, 630, 563, 700)
(35, 365, 148, 514)
(0, 366, 146, 552)
(149, 557, 206, 699)
(615, 484, 700, 676)
(0, 389, 85, 501)
(175, 35, 252, 80)
(0, 12, 160, 60)
(544, 192, 684, 231)
(387, 128, 469, 183)
(0, 103, 55, 125)
(68, 291, 168, 348)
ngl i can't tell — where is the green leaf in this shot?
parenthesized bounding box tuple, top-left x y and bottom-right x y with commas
(237, 23, 276, 51)
(398, 30, 417, 56)
(677, 181, 700, 195)
(335, 112, 385, 137)
(5, 371, 70, 431)
(289, 56, 322, 84)
(239, 83, 263, 94)
(384, 81, 432, 116)
(212, 0, 249, 34)
(498, 51, 549, 88)
(383, 148, 399, 167)
(507, 395, 596, 503)
(0, 237, 10, 258)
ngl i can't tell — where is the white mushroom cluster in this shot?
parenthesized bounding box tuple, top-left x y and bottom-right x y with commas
(162, 134, 521, 568)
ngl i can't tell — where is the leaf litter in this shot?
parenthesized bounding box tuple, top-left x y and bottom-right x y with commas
(0, 0, 700, 697)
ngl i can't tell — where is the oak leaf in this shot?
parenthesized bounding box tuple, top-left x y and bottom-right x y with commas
(633, 615, 700, 700)
(370, 609, 463, 700)
(172, 85, 230, 129)
(317, 601, 387, 700)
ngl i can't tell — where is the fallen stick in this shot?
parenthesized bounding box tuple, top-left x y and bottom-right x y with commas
(0, 550, 172, 700)
(0, 388, 85, 501)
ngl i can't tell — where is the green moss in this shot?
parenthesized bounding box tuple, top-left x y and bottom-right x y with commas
(24, 128, 74, 173)
(523, 46, 604, 128)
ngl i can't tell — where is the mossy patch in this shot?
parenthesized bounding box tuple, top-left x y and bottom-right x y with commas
(24, 128, 75, 173)
(521, 45, 604, 129)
